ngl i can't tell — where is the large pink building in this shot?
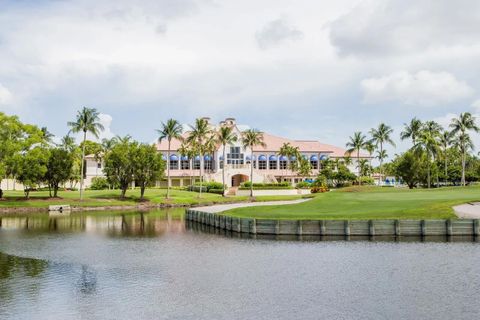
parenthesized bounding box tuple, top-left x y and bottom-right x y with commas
(155, 117, 361, 188)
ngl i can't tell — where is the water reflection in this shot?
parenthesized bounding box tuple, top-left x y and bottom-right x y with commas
(186, 220, 480, 242)
(0, 209, 185, 237)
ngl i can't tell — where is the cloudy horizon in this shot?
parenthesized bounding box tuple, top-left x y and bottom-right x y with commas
(1, 0, 480, 158)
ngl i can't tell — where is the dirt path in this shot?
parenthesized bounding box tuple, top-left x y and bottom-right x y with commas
(193, 199, 310, 213)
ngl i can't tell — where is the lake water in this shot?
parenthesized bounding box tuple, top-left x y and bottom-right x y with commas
(1, 209, 480, 320)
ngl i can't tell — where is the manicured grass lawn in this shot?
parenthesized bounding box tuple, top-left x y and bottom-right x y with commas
(0, 188, 303, 209)
(223, 186, 480, 220)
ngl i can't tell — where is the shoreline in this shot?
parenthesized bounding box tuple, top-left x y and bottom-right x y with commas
(0, 197, 304, 214)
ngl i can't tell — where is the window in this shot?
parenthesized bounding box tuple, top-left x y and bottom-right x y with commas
(181, 160, 190, 170)
(311, 161, 318, 169)
(259, 160, 267, 170)
(279, 160, 287, 170)
(269, 160, 277, 170)
(170, 160, 178, 170)
(193, 160, 200, 170)
(204, 160, 212, 170)
(97, 162, 102, 169)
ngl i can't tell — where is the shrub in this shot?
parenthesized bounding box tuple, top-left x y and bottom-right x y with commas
(208, 188, 224, 195)
(239, 182, 293, 190)
(358, 176, 375, 185)
(311, 186, 329, 193)
(295, 181, 311, 189)
(90, 177, 110, 190)
(193, 181, 224, 191)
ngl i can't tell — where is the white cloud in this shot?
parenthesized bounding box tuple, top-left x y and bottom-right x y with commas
(329, 0, 480, 57)
(0, 83, 13, 105)
(471, 99, 480, 113)
(361, 71, 474, 106)
(77, 113, 116, 143)
(255, 17, 303, 49)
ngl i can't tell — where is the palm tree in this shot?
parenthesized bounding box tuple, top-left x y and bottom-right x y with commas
(241, 129, 266, 197)
(358, 158, 370, 177)
(157, 119, 183, 199)
(40, 127, 54, 145)
(439, 130, 453, 185)
(453, 132, 474, 185)
(186, 118, 212, 198)
(370, 123, 396, 185)
(400, 117, 423, 146)
(345, 131, 367, 185)
(178, 142, 196, 187)
(450, 113, 479, 186)
(67, 107, 104, 200)
(415, 129, 440, 188)
(364, 141, 375, 175)
(216, 126, 237, 196)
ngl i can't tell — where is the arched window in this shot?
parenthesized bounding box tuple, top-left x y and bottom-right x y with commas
(310, 155, 319, 170)
(279, 155, 288, 170)
(181, 155, 190, 170)
(169, 154, 179, 170)
(269, 155, 277, 170)
(258, 155, 267, 170)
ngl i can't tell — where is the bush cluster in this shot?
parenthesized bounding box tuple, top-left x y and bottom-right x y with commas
(90, 177, 110, 190)
(239, 181, 293, 190)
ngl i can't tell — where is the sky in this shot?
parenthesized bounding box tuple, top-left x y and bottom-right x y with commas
(1, 0, 480, 158)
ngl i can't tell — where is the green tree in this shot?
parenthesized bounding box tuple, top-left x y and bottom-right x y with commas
(393, 151, 425, 189)
(439, 130, 454, 185)
(67, 107, 104, 200)
(450, 112, 479, 186)
(216, 126, 237, 196)
(414, 127, 440, 188)
(45, 148, 74, 197)
(400, 117, 423, 146)
(345, 131, 367, 184)
(241, 129, 266, 197)
(157, 119, 183, 199)
(186, 118, 212, 198)
(16, 147, 49, 199)
(370, 123, 396, 184)
(103, 138, 135, 198)
(132, 144, 165, 200)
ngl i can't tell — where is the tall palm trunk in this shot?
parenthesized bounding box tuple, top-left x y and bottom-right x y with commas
(461, 149, 466, 186)
(427, 153, 431, 189)
(222, 145, 226, 196)
(444, 154, 448, 186)
(199, 154, 203, 198)
(250, 153, 254, 197)
(379, 142, 384, 186)
(166, 140, 171, 199)
(79, 130, 86, 201)
(357, 149, 361, 186)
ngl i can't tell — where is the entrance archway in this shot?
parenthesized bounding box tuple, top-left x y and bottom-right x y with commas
(231, 174, 249, 187)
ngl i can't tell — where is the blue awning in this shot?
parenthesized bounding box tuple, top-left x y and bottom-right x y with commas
(279, 155, 288, 161)
(170, 154, 178, 161)
(290, 156, 297, 161)
(246, 155, 256, 161)
(320, 155, 328, 160)
(302, 154, 308, 160)
(310, 155, 318, 161)
(161, 154, 166, 160)
(269, 155, 277, 161)
(258, 155, 267, 161)
(181, 155, 189, 161)
(194, 155, 201, 161)
(204, 155, 211, 161)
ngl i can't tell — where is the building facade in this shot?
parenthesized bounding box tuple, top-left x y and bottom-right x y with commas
(155, 118, 363, 188)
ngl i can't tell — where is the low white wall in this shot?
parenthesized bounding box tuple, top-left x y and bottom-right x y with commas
(0, 179, 24, 191)
(235, 189, 311, 196)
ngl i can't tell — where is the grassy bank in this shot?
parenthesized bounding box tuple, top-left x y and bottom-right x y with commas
(223, 186, 480, 220)
(0, 188, 303, 209)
